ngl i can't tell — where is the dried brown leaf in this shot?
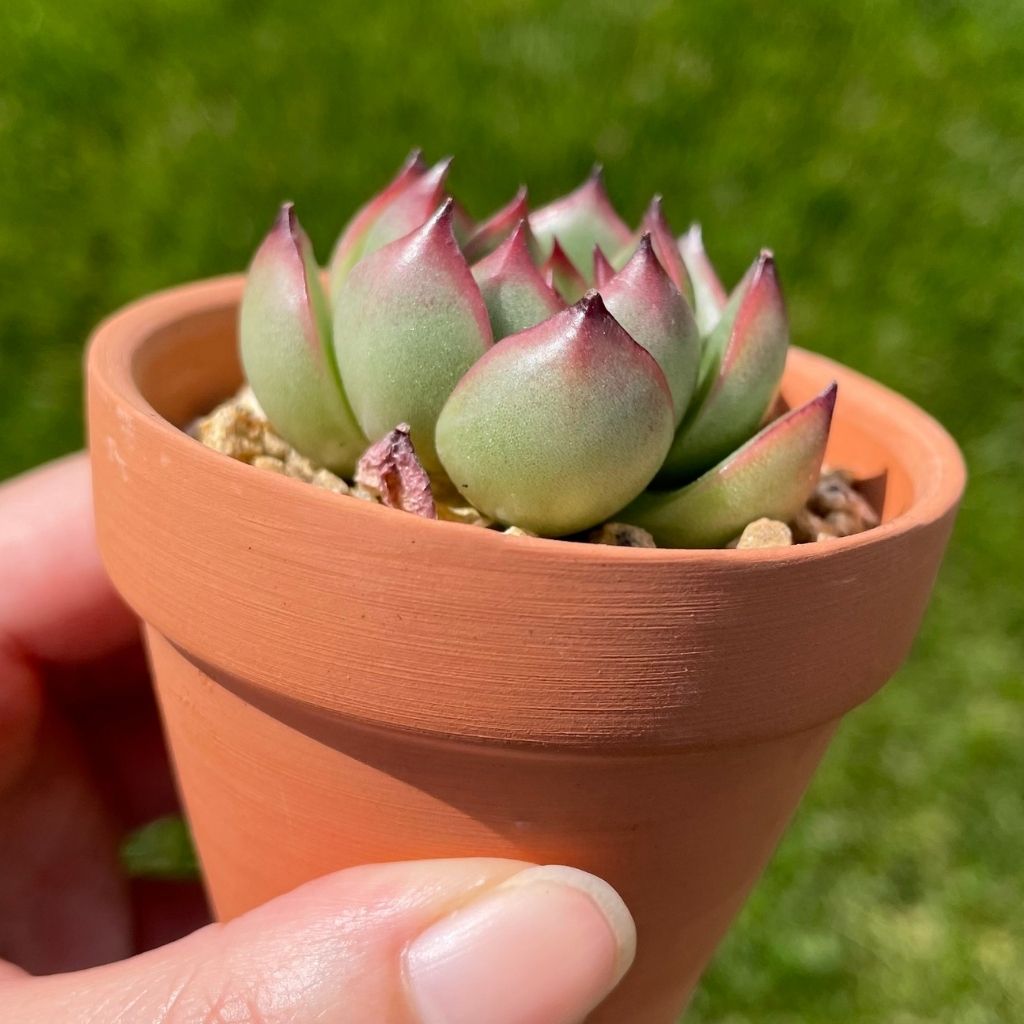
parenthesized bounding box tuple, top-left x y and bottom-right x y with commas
(355, 424, 437, 519)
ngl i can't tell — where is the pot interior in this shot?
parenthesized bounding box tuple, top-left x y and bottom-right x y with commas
(132, 302, 913, 523)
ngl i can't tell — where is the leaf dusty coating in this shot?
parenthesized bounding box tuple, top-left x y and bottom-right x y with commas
(622, 383, 836, 548)
(435, 291, 675, 537)
(640, 196, 692, 300)
(330, 157, 451, 299)
(332, 200, 493, 472)
(328, 149, 427, 294)
(529, 167, 633, 278)
(464, 186, 531, 263)
(354, 423, 437, 519)
(657, 250, 788, 484)
(600, 233, 700, 426)
(541, 239, 587, 302)
(239, 204, 366, 475)
(679, 223, 728, 336)
(472, 221, 564, 339)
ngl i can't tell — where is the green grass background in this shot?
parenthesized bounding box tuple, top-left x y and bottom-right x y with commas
(2, 0, 1022, 1019)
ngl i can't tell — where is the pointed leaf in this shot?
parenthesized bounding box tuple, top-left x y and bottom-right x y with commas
(600, 234, 700, 426)
(330, 157, 451, 298)
(542, 239, 587, 302)
(451, 199, 476, 248)
(657, 250, 788, 484)
(436, 291, 675, 536)
(332, 200, 493, 471)
(358, 157, 451, 258)
(592, 245, 616, 287)
(472, 221, 564, 339)
(239, 204, 366, 474)
(529, 167, 633, 278)
(464, 186, 531, 263)
(622, 384, 837, 548)
(679, 223, 728, 335)
(641, 196, 692, 299)
(327, 150, 426, 292)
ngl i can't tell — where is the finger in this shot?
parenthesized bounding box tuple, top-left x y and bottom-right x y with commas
(0, 716, 132, 974)
(0, 859, 636, 1024)
(0, 453, 138, 667)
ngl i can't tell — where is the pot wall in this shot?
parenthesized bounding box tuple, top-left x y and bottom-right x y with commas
(147, 627, 837, 1023)
(87, 277, 965, 1023)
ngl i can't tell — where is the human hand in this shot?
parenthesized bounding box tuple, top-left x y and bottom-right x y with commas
(0, 453, 636, 1023)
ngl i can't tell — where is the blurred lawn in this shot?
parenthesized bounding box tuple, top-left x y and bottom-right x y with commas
(2, 0, 1022, 1019)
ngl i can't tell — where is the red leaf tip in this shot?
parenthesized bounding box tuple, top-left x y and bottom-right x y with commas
(402, 148, 427, 173)
(592, 245, 615, 286)
(577, 288, 610, 318)
(819, 380, 838, 414)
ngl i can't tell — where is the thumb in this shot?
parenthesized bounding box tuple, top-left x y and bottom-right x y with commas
(0, 858, 636, 1024)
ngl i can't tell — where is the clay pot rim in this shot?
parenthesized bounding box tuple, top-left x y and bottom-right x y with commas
(90, 273, 966, 563)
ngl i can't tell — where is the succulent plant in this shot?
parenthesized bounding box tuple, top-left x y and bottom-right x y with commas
(238, 152, 840, 546)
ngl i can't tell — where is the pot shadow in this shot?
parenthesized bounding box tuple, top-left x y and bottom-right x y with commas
(178, 640, 832, 910)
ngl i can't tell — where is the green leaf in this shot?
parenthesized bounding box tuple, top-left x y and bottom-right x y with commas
(333, 200, 493, 471)
(622, 383, 836, 548)
(656, 250, 789, 485)
(240, 203, 367, 474)
(120, 815, 199, 881)
(436, 292, 675, 536)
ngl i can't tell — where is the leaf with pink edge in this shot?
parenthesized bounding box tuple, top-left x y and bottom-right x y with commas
(435, 292, 675, 536)
(332, 200, 493, 471)
(471, 221, 563, 339)
(327, 150, 425, 291)
(600, 234, 700, 426)
(640, 196, 692, 300)
(451, 199, 476, 248)
(657, 250, 789, 484)
(239, 204, 366, 474)
(464, 186, 532, 263)
(329, 157, 451, 298)
(541, 239, 587, 302)
(592, 245, 616, 287)
(529, 167, 633, 278)
(622, 384, 837, 548)
(679, 223, 728, 336)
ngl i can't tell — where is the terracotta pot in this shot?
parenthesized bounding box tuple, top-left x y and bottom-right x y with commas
(87, 275, 964, 1023)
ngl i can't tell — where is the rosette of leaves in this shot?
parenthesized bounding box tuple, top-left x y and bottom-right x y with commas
(238, 152, 837, 548)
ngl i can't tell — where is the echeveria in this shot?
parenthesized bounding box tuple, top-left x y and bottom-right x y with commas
(239, 204, 366, 474)
(592, 246, 615, 287)
(622, 384, 837, 547)
(679, 223, 728, 336)
(333, 200, 492, 471)
(599, 234, 700, 426)
(657, 250, 789, 484)
(529, 167, 633, 278)
(463, 186, 531, 263)
(542, 239, 587, 302)
(329, 155, 450, 297)
(239, 155, 849, 549)
(327, 150, 426, 289)
(471, 221, 564, 339)
(435, 292, 675, 536)
(637, 196, 691, 300)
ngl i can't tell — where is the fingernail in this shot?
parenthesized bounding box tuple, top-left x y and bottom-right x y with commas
(404, 865, 636, 1024)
